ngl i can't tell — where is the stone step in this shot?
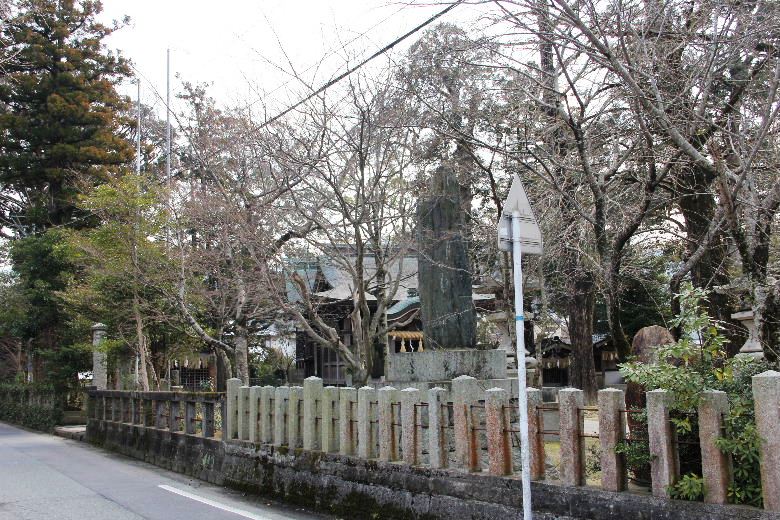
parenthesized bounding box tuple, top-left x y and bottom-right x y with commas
(54, 425, 86, 442)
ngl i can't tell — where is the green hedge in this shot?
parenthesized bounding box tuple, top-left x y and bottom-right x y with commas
(0, 384, 64, 432)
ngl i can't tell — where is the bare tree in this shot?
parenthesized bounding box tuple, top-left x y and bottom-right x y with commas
(513, 0, 780, 358)
(259, 75, 419, 385)
(170, 85, 301, 385)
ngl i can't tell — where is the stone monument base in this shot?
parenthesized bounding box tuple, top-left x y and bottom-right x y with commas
(385, 348, 507, 383)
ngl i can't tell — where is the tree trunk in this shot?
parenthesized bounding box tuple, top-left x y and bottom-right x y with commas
(417, 163, 476, 350)
(675, 165, 741, 352)
(216, 349, 230, 391)
(234, 323, 250, 384)
(132, 293, 151, 391)
(25, 339, 33, 383)
(567, 274, 598, 404)
(605, 276, 631, 360)
(756, 283, 780, 363)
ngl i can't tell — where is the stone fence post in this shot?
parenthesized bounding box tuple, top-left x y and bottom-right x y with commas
(238, 386, 250, 440)
(647, 389, 678, 498)
(559, 388, 585, 486)
(169, 395, 181, 432)
(428, 387, 448, 469)
(287, 386, 303, 449)
(339, 387, 358, 456)
(358, 386, 377, 459)
(260, 386, 274, 443)
(486, 388, 511, 476)
(274, 386, 289, 447)
(303, 377, 323, 451)
(400, 388, 421, 466)
(85, 387, 97, 421)
(452, 375, 479, 471)
(155, 397, 166, 429)
(249, 386, 262, 443)
(698, 390, 730, 504)
(598, 388, 627, 492)
(753, 370, 780, 512)
(184, 398, 196, 435)
(226, 378, 241, 440)
(527, 388, 545, 480)
(321, 386, 340, 453)
(379, 386, 398, 462)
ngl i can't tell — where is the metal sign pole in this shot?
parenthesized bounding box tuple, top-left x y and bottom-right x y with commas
(497, 174, 541, 519)
(512, 210, 533, 520)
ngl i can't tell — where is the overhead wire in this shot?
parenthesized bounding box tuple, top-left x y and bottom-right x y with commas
(244, 3, 412, 109)
(127, 1, 463, 143)
(251, 0, 463, 131)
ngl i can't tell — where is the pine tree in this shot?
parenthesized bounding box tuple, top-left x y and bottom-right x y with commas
(0, 0, 132, 386)
(0, 0, 133, 234)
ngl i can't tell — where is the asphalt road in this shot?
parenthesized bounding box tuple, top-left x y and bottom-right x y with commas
(0, 421, 330, 520)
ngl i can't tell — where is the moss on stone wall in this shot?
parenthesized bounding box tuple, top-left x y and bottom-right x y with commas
(0, 384, 64, 431)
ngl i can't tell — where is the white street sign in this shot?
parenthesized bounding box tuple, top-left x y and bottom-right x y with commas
(497, 173, 542, 255)
(497, 173, 542, 520)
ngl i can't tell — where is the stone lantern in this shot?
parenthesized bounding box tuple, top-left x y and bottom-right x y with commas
(731, 310, 764, 359)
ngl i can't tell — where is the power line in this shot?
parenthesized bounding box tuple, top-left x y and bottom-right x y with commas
(254, 0, 463, 131)
(245, 3, 411, 109)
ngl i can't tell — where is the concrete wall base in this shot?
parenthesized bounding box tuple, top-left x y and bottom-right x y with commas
(86, 419, 773, 520)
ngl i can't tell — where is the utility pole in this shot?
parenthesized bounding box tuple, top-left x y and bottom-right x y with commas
(135, 78, 141, 389)
(498, 174, 542, 520)
(136, 79, 141, 175)
(165, 48, 172, 386)
(166, 48, 171, 192)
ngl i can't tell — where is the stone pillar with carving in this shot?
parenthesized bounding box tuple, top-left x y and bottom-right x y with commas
(91, 323, 108, 390)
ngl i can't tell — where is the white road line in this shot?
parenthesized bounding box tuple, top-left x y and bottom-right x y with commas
(158, 484, 276, 520)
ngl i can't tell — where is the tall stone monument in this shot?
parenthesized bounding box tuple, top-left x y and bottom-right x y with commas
(417, 164, 476, 350)
(91, 322, 108, 390)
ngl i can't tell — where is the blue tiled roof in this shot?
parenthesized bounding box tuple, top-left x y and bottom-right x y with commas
(387, 296, 420, 316)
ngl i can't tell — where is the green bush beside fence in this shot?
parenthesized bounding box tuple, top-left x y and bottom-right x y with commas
(0, 384, 64, 432)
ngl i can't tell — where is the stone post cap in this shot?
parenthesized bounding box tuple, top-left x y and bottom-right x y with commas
(227, 378, 242, 383)
(91, 322, 107, 331)
(401, 387, 420, 394)
(486, 387, 507, 394)
(304, 376, 323, 382)
(379, 386, 397, 392)
(598, 388, 624, 393)
(452, 375, 477, 381)
(753, 370, 780, 379)
(429, 386, 447, 392)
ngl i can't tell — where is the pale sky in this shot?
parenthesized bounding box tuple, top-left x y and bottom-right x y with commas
(98, 1, 478, 116)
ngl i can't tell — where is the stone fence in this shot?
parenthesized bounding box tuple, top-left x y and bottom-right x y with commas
(86, 370, 780, 514)
(88, 389, 223, 438)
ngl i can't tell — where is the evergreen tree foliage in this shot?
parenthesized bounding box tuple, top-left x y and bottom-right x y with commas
(0, 0, 132, 233)
(0, 0, 132, 387)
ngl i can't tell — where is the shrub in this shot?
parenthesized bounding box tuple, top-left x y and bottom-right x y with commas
(619, 282, 771, 506)
(0, 383, 64, 432)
